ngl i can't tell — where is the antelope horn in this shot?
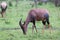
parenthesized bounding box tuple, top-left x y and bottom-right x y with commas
(19, 18, 23, 27)
(19, 18, 26, 35)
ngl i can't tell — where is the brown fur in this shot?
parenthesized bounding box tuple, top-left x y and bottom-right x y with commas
(19, 8, 50, 35)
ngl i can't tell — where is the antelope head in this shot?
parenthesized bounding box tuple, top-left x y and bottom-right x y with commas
(19, 19, 26, 35)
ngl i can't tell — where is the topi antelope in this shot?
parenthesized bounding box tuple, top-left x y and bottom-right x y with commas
(19, 8, 51, 35)
(0, 1, 7, 17)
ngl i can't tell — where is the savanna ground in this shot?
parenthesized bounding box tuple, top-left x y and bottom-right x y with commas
(0, 1, 60, 40)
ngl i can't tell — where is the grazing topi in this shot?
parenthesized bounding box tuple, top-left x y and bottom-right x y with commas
(19, 8, 51, 35)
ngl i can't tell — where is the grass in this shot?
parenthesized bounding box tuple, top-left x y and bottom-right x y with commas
(0, 1, 60, 40)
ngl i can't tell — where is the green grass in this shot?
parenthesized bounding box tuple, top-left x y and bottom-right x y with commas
(0, 1, 60, 40)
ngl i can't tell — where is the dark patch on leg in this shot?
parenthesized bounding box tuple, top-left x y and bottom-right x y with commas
(46, 18, 50, 25)
(42, 21, 46, 25)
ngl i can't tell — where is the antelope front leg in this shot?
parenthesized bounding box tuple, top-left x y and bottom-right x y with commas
(34, 25, 37, 33)
(32, 25, 37, 34)
(32, 25, 34, 34)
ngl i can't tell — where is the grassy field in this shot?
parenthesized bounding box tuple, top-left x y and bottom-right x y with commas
(0, 1, 60, 40)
